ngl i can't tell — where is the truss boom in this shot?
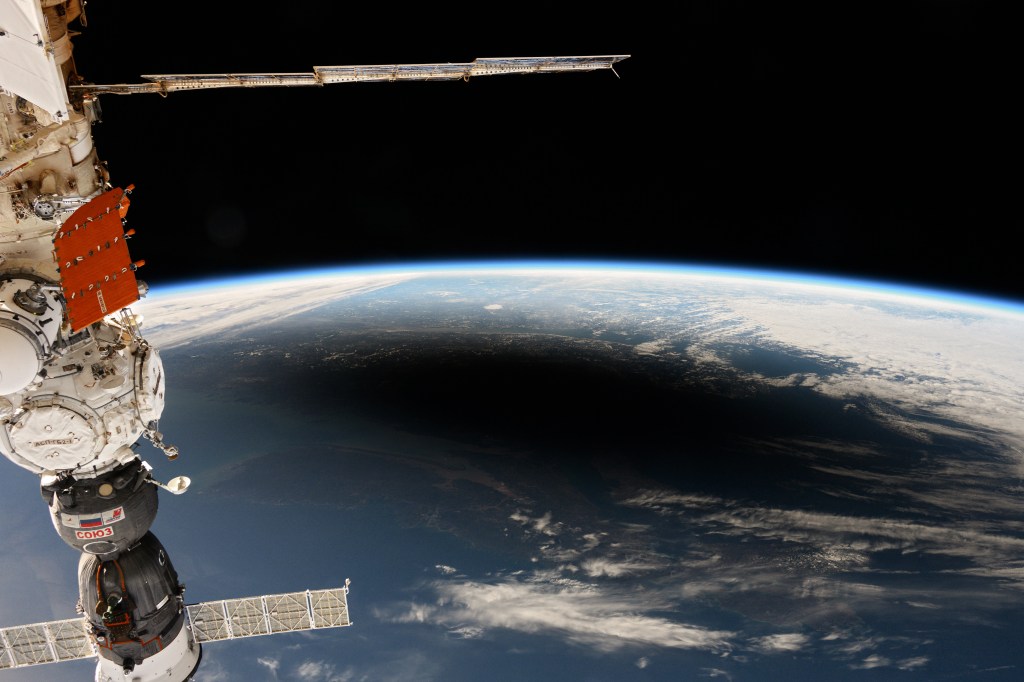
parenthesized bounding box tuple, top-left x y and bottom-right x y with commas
(70, 55, 629, 96)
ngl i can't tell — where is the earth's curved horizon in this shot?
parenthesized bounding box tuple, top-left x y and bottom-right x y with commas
(149, 259, 1024, 311)
(2, 260, 1022, 681)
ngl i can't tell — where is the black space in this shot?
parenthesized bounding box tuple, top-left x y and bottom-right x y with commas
(67, 3, 1016, 301)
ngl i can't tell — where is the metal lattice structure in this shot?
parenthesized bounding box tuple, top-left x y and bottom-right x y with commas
(71, 55, 629, 96)
(0, 618, 95, 669)
(186, 587, 351, 643)
(0, 584, 350, 670)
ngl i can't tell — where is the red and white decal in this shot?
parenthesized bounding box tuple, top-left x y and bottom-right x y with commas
(60, 506, 126, 528)
(75, 527, 115, 540)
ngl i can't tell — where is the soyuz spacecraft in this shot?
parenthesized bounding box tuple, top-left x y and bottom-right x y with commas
(0, 1, 628, 679)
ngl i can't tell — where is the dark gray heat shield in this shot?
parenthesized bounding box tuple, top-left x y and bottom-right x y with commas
(43, 459, 157, 559)
(77, 531, 186, 669)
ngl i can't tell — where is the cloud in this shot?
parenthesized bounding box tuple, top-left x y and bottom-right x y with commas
(509, 510, 563, 536)
(898, 657, 930, 670)
(700, 506, 1024, 573)
(382, 576, 735, 654)
(749, 633, 810, 653)
(832, 636, 884, 655)
(718, 289, 1024, 455)
(447, 624, 485, 639)
(382, 476, 977, 670)
(620, 487, 1024, 591)
(634, 338, 673, 356)
(852, 654, 892, 669)
(257, 657, 280, 677)
(820, 631, 934, 673)
(294, 659, 354, 682)
(296, 660, 328, 679)
(138, 274, 415, 349)
(618, 490, 726, 514)
(579, 557, 665, 578)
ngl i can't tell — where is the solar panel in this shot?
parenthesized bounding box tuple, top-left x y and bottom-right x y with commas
(186, 586, 351, 643)
(0, 583, 351, 669)
(0, 618, 95, 669)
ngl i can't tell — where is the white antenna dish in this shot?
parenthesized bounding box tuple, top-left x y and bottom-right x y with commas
(150, 475, 191, 495)
(166, 476, 191, 494)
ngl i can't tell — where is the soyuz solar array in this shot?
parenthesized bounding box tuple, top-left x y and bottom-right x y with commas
(0, 586, 351, 670)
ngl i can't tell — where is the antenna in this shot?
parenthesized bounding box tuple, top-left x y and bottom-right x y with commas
(149, 475, 191, 495)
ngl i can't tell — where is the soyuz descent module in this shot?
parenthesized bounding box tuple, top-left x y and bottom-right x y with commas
(0, 1, 628, 679)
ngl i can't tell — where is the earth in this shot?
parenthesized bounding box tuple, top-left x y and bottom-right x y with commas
(2, 262, 1023, 681)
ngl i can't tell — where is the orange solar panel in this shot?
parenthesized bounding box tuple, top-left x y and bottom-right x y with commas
(53, 187, 142, 332)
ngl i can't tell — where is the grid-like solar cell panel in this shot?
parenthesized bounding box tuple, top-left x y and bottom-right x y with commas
(0, 618, 94, 669)
(187, 587, 351, 643)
